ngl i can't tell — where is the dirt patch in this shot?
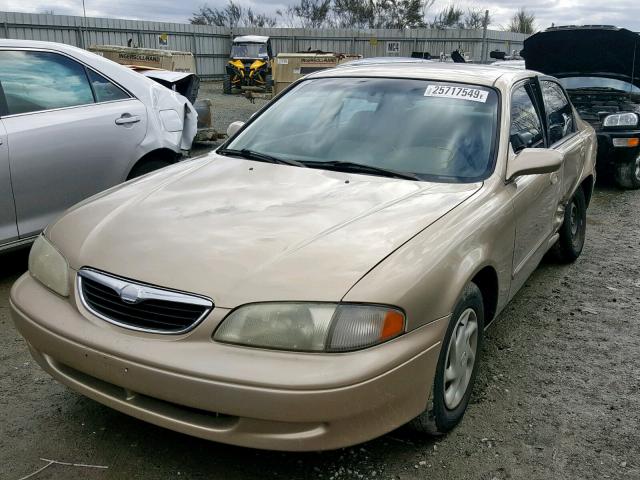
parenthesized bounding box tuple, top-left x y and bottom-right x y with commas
(1, 185, 639, 480)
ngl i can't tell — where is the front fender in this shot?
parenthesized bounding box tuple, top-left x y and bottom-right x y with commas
(342, 181, 514, 331)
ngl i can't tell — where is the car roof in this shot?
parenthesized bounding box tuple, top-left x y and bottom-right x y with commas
(337, 57, 433, 68)
(308, 62, 537, 87)
(233, 35, 269, 44)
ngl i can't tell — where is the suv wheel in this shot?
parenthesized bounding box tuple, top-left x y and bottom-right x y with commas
(411, 283, 484, 435)
(614, 154, 640, 189)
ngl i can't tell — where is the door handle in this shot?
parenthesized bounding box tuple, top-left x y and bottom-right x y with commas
(550, 172, 559, 184)
(115, 114, 141, 125)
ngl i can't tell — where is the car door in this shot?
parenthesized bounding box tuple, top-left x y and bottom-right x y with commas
(538, 79, 587, 202)
(0, 118, 18, 246)
(509, 79, 563, 295)
(0, 49, 148, 238)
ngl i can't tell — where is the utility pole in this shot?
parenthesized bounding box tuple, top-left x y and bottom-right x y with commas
(481, 9, 489, 63)
(81, 0, 88, 49)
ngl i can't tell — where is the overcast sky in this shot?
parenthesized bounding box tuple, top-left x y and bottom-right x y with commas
(4, 0, 640, 32)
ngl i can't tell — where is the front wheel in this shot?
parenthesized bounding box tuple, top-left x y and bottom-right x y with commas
(222, 74, 232, 94)
(614, 154, 640, 189)
(411, 283, 484, 435)
(552, 187, 586, 263)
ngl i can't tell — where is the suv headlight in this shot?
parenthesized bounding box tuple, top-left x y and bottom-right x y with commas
(214, 303, 405, 352)
(28, 235, 70, 297)
(603, 112, 639, 128)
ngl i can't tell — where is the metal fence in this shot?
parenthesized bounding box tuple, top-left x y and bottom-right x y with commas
(1, 11, 528, 79)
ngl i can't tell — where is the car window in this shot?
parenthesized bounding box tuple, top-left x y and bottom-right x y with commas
(541, 80, 575, 144)
(87, 69, 130, 103)
(0, 50, 94, 115)
(510, 83, 544, 152)
(226, 78, 500, 182)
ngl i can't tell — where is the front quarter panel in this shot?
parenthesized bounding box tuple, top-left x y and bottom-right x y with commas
(343, 178, 514, 331)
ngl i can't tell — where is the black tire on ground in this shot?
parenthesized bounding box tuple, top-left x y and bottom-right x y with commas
(223, 74, 232, 94)
(614, 154, 640, 189)
(552, 187, 587, 263)
(410, 283, 484, 435)
(127, 158, 172, 180)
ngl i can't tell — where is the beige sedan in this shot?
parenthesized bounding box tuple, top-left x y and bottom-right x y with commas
(11, 63, 596, 451)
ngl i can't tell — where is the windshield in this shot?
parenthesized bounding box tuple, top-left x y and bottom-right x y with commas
(231, 43, 268, 59)
(559, 76, 640, 94)
(225, 78, 499, 182)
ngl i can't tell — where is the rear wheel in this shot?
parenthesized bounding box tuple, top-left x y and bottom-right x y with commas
(552, 187, 586, 263)
(614, 154, 640, 189)
(127, 158, 172, 179)
(223, 74, 232, 94)
(411, 283, 484, 435)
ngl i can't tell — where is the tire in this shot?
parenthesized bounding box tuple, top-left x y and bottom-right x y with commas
(552, 187, 587, 263)
(127, 158, 172, 180)
(614, 154, 640, 189)
(411, 283, 484, 435)
(223, 74, 232, 94)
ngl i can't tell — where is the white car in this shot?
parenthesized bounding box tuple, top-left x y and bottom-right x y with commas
(0, 40, 197, 252)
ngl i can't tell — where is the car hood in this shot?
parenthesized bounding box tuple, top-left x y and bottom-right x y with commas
(522, 27, 640, 88)
(48, 155, 481, 308)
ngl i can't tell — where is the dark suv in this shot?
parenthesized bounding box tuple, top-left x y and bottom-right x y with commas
(522, 26, 640, 189)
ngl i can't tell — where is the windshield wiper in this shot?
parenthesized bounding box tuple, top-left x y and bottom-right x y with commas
(217, 148, 306, 167)
(301, 160, 422, 181)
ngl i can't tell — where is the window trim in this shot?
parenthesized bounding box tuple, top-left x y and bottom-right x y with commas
(0, 47, 135, 119)
(537, 77, 579, 148)
(509, 77, 547, 152)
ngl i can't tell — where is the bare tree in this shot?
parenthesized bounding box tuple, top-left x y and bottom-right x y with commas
(507, 8, 535, 34)
(279, 0, 332, 28)
(432, 5, 464, 29)
(464, 8, 490, 29)
(190, 1, 277, 27)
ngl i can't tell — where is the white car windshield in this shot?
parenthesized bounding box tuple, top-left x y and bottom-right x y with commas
(225, 77, 499, 182)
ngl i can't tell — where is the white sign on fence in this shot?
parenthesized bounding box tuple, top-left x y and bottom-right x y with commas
(386, 41, 400, 56)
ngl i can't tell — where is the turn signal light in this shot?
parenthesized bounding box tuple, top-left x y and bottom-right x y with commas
(612, 137, 640, 148)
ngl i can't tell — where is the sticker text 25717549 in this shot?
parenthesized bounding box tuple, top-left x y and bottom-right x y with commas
(424, 85, 489, 103)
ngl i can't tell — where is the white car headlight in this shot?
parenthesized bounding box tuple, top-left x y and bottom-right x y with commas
(28, 235, 70, 297)
(603, 112, 639, 128)
(214, 303, 405, 352)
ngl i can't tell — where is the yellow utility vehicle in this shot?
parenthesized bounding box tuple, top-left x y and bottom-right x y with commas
(223, 35, 273, 94)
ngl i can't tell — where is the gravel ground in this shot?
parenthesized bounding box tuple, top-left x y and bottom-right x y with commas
(190, 81, 270, 157)
(1, 172, 640, 477)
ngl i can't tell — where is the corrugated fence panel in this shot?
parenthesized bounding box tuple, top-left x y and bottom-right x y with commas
(1, 11, 527, 78)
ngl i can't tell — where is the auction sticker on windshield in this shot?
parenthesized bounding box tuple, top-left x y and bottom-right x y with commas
(424, 85, 489, 103)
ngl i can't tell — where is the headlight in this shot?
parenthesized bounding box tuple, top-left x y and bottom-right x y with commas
(28, 235, 70, 297)
(603, 112, 639, 128)
(214, 303, 405, 352)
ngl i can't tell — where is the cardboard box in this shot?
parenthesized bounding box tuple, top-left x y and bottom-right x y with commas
(273, 53, 361, 95)
(89, 45, 196, 73)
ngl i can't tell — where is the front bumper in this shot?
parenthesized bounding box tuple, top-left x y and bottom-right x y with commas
(10, 273, 446, 451)
(596, 129, 640, 166)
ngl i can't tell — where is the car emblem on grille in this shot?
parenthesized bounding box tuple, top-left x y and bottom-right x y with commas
(120, 284, 144, 304)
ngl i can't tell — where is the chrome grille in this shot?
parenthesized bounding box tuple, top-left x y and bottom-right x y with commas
(78, 269, 213, 334)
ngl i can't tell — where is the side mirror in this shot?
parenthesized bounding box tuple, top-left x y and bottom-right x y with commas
(506, 148, 564, 181)
(227, 121, 245, 138)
